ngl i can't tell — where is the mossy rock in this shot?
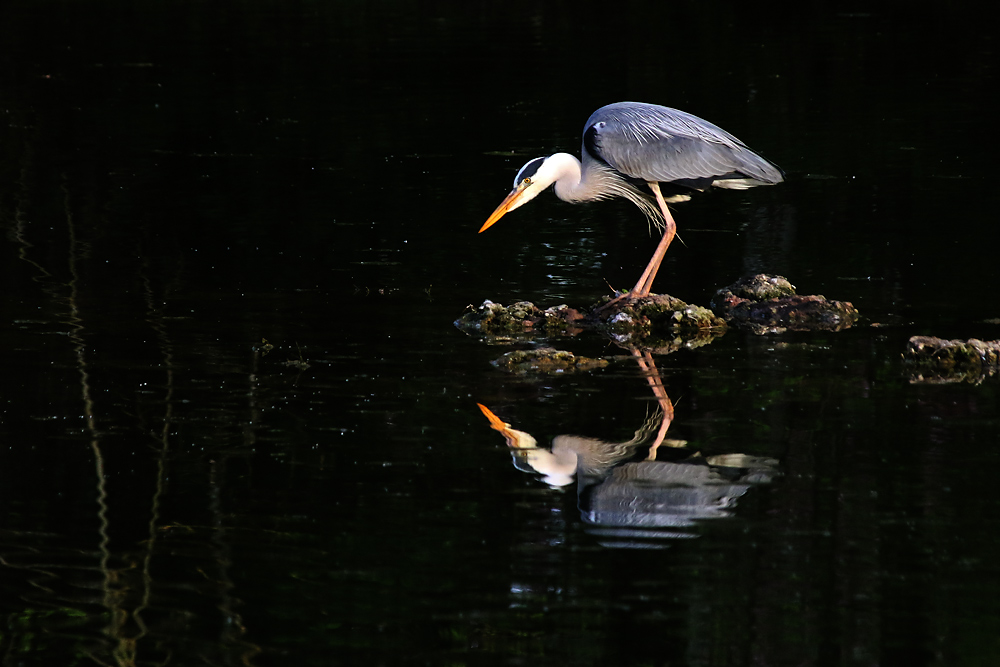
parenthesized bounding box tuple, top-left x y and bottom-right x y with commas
(591, 294, 727, 339)
(457, 295, 726, 351)
(493, 347, 609, 374)
(716, 274, 796, 302)
(455, 300, 585, 335)
(711, 274, 858, 333)
(904, 336, 1000, 383)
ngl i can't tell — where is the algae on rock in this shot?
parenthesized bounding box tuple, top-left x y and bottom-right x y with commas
(904, 335, 1000, 384)
(454, 300, 585, 335)
(711, 274, 859, 333)
(492, 347, 610, 374)
(590, 294, 727, 345)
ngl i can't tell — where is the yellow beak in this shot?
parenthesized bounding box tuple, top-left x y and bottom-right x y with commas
(479, 182, 529, 233)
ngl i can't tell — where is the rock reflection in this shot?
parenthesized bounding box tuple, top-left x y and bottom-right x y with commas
(478, 352, 780, 546)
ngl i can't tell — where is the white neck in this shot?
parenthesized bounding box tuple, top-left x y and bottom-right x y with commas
(525, 152, 663, 227)
(541, 153, 587, 202)
(549, 152, 663, 226)
(545, 152, 633, 207)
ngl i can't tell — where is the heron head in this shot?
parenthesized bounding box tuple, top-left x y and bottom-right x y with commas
(479, 156, 557, 233)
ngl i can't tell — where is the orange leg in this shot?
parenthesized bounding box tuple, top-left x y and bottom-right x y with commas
(629, 182, 677, 298)
(594, 183, 677, 315)
(631, 349, 675, 459)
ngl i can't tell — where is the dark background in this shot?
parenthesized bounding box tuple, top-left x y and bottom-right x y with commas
(1, 2, 998, 665)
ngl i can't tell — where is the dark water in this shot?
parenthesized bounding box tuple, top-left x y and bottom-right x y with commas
(2, 2, 999, 665)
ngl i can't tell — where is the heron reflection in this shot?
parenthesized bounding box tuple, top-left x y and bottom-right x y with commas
(478, 352, 779, 544)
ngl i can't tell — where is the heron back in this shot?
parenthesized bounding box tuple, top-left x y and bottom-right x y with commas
(583, 102, 784, 190)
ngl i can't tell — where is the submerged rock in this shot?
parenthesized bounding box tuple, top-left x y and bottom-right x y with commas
(711, 274, 858, 333)
(493, 347, 609, 374)
(454, 300, 585, 335)
(904, 335, 1000, 384)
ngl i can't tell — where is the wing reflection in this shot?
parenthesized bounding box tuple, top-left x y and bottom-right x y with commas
(478, 351, 780, 545)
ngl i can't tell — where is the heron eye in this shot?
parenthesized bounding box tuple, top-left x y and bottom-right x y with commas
(522, 178, 531, 185)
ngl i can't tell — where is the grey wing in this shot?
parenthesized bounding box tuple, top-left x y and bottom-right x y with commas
(583, 102, 783, 187)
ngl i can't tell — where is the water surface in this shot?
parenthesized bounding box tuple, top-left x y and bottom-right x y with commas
(1, 3, 999, 665)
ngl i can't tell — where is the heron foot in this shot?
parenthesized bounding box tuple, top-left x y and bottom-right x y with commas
(591, 290, 651, 318)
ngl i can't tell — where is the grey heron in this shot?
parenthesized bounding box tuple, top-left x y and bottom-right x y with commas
(480, 102, 784, 300)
